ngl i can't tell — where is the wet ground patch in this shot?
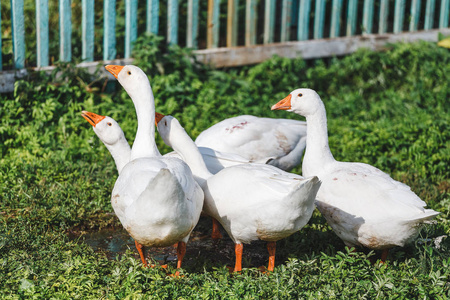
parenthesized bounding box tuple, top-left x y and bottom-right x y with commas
(67, 217, 271, 272)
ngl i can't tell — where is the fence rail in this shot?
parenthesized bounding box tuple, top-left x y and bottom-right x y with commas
(0, 0, 449, 92)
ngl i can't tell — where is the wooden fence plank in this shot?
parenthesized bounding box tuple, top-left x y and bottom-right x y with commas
(227, 0, 238, 47)
(281, 0, 291, 42)
(59, 0, 71, 62)
(36, 0, 49, 67)
(424, 0, 435, 30)
(363, 0, 374, 34)
(103, 0, 116, 61)
(314, 0, 325, 39)
(246, 0, 257, 45)
(125, 0, 138, 57)
(187, 0, 199, 48)
(440, 0, 450, 28)
(207, 0, 220, 48)
(195, 29, 450, 67)
(346, 0, 357, 36)
(379, 0, 389, 34)
(147, 0, 159, 34)
(330, 0, 342, 38)
(298, 0, 311, 40)
(393, 0, 405, 33)
(82, 0, 94, 62)
(168, 0, 179, 45)
(11, 0, 26, 69)
(409, 0, 421, 31)
(264, 0, 275, 44)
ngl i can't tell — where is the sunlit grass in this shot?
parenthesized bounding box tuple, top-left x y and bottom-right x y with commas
(0, 40, 449, 298)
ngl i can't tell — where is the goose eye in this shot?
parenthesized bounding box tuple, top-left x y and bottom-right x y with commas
(164, 121, 167, 126)
(127, 71, 131, 75)
(107, 122, 112, 126)
(297, 93, 303, 97)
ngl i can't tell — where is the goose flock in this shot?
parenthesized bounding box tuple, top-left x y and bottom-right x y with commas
(81, 64, 438, 274)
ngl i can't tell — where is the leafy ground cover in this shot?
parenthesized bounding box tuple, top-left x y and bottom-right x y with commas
(0, 37, 449, 298)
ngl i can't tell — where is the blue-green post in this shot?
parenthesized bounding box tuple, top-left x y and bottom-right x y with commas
(314, 0, 325, 39)
(281, 0, 291, 42)
(125, 0, 138, 58)
(82, 0, 94, 62)
(346, 0, 357, 36)
(379, 0, 389, 34)
(440, 0, 449, 28)
(168, 0, 179, 45)
(147, 0, 159, 34)
(362, 0, 374, 34)
(330, 0, 342, 38)
(424, 0, 435, 30)
(36, 0, 49, 67)
(409, 0, 421, 31)
(298, 0, 311, 40)
(11, 0, 26, 69)
(246, 0, 257, 45)
(59, 0, 72, 62)
(264, 0, 276, 43)
(187, 0, 199, 48)
(393, 0, 405, 33)
(103, 0, 116, 60)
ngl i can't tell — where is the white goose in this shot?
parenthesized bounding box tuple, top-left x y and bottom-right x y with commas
(195, 115, 307, 171)
(155, 113, 321, 272)
(81, 109, 224, 240)
(81, 111, 131, 174)
(104, 65, 203, 273)
(271, 88, 439, 261)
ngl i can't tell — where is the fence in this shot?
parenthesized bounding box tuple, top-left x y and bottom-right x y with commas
(0, 0, 449, 92)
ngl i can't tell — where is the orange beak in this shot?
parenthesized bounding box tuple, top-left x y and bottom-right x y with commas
(81, 111, 106, 127)
(155, 112, 165, 125)
(271, 94, 292, 110)
(105, 65, 124, 79)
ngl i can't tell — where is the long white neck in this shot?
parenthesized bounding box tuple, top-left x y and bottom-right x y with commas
(167, 124, 213, 187)
(128, 80, 161, 160)
(104, 139, 131, 174)
(302, 103, 335, 177)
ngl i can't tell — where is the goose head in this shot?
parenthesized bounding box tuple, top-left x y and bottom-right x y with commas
(155, 112, 178, 148)
(271, 88, 323, 117)
(105, 65, 152, 104)
(81, 111, 126, 146)
(105, 64, 159, 159)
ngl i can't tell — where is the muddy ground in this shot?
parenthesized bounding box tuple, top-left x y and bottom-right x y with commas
(67, 216, 274, 273)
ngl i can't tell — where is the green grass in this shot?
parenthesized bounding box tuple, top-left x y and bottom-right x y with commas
(1, 38, 449, 298)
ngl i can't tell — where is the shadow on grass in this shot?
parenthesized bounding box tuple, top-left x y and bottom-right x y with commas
(67, 208, 447, 274)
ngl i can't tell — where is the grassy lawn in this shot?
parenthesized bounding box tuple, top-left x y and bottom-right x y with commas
(0, 38, 449, 298)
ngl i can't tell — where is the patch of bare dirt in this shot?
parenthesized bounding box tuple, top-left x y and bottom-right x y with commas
(68, 217, 271, 271)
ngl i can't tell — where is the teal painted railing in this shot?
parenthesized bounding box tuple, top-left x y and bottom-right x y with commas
(1, 0, 450, 72)
(59, 0, 72, 62)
